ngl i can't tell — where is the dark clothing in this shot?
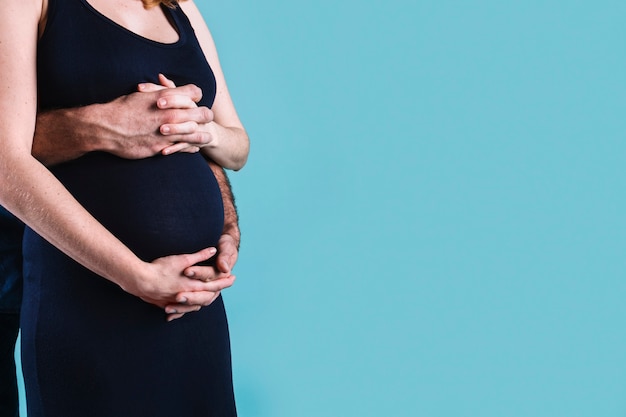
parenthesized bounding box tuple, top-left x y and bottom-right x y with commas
(0, 207, 24, 417)
(0, 313, 20, 417)
(21, 1, 235, 416)
(0, 207, 24, 313)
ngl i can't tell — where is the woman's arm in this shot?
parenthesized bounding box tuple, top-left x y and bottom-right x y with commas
(0, 0, 231, 309)
(179, 0, 250, 171)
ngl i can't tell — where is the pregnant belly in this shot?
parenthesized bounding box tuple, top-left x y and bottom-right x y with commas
(51, 152, 224, 261)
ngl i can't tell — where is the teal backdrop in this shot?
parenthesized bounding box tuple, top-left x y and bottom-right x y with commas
(17, 0, 626, 416)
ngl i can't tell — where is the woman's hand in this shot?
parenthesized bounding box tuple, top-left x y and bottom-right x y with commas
(137, 74, 212, 155)
(163, 233, 239, 321)
(124, 247, 235, 313)
(139, 75, 248, 170)
(164, 290, 223, 322)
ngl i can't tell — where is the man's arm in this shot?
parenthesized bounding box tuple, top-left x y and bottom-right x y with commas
(164, 161, 240, 320)
(211, 161, 240, 245)
(209, 160, 240, 275)
(33, 84, 214, 166)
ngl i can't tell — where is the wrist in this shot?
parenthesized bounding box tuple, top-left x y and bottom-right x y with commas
(109, 255, 151, 296)
(63, 105, 106, 154)
(74, 103, 112, 154)
(200, 124, 249, 171)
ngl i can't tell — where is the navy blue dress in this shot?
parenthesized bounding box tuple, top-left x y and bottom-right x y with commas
(20, 1, 236, 415)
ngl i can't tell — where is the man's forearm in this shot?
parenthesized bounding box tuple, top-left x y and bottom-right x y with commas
(33, 107, 97, 166)
(208, 161, 240, 248)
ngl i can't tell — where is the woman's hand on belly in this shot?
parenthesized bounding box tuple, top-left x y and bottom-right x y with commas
(126, 247, 233, 310)
(164, 289, 223, 322)
(163, 228, 239, 320)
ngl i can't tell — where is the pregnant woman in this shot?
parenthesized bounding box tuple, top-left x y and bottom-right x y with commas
(0, 0, 248, 415)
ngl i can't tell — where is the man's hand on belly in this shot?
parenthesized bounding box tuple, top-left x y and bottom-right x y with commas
(33, 79, 213, 166)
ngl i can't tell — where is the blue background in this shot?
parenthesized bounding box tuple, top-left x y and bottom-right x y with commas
(18, 0, 626, 416)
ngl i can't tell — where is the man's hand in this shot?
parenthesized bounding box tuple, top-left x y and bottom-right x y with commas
(33, 82, 214, 166)
(102, 84, 215, 159)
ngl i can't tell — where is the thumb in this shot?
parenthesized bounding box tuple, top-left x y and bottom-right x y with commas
(185, 247, 217, 267)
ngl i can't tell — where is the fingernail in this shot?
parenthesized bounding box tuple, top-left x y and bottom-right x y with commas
(161, 125, 171, 134)
(166, 308, 177, 314)
(138, 83, 145, 90)
(158, 98, 167, 107)
(179, 297, 188, 304)
(185, 270, 195, 277)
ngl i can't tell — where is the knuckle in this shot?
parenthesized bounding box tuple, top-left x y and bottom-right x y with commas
(194, 133, 209, 145)
(159, 111, 175, 124)
(163, 109, 183, 124)
(191, 85, 203, 100)
(156, 88, 169, 99)
(188, 121, 199, 132)
(189, 133, 204, 145)
(150, 144, 162, 154)
(199, 107, 213, 123)
(170, 109, 184, 122)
